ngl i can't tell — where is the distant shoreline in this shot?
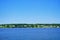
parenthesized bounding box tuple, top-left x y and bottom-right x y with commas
(0, 24, 60, 28)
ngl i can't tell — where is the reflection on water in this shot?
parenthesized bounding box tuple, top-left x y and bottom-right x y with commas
(0, 28, 60, 40)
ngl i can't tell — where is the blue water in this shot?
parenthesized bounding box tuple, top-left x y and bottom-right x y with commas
(0, 28, 60, 40)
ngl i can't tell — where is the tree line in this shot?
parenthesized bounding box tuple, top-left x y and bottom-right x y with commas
(0, 24, 60, 28)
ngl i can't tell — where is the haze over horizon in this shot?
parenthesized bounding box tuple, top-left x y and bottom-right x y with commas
(0, 0, 60, 24)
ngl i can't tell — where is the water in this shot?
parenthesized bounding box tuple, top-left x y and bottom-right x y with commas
(0, 28, 60, 40)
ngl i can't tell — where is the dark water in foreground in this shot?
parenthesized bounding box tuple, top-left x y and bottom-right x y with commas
(0, 28, 60, 40)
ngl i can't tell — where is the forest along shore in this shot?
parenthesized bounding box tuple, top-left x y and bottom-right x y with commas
(0, 24, 60, 28)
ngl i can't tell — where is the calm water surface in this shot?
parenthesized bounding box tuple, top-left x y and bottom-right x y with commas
(0, 28, 60, 40)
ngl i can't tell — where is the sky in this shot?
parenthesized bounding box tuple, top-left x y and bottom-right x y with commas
(0, 0, 60, 24)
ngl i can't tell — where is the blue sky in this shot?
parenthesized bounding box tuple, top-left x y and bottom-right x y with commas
(0, 0, 60, 24)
